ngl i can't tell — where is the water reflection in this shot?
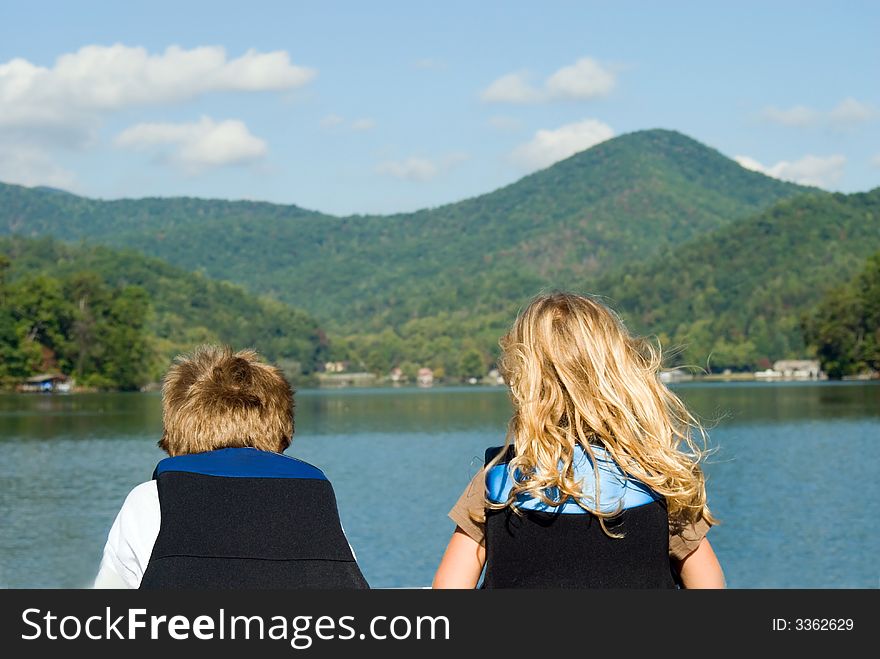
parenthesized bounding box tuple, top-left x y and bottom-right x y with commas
(0, 382, 878, 588)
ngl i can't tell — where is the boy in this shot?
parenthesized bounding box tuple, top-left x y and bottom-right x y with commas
(95, 345, 367, 589)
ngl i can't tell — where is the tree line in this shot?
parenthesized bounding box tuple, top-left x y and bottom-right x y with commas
(0, 257, 151, 389)
(804, 251, 880, 378)
(0, 237, 328, 390)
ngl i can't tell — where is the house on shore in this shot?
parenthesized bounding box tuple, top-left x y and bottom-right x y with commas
(19, 374, 72, 393)
(755, 360, 824, 380)
(323, 361, 350, 373)
(417, 368, 434, 387)
(316, 372, 377, 388)
(659, 368, 694, 383)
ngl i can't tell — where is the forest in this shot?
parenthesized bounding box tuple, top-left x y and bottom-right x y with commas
(804, 251, 880, 378)
(1, 130, 877, 386)
(0, 237, 328, 389)
(594, 189, 880, 371)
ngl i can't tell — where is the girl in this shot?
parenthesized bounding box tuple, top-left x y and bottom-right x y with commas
(433, 292, 724, 588)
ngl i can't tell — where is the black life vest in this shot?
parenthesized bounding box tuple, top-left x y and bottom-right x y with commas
(482, 446, 676, 589)
(139, 447, 368, 589)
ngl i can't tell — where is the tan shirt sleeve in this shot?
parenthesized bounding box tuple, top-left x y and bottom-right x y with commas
(669, 516, 712, 561)
(448, 469, 487, 546)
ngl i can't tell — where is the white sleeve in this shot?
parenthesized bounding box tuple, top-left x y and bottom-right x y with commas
(339, 522, 357, 561)
(94, 481, 161, 589)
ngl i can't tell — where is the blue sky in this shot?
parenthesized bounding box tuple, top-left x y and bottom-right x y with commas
(1, 0, 877, 214)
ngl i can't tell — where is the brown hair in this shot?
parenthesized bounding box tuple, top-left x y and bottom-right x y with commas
(159, 345, 294, 456)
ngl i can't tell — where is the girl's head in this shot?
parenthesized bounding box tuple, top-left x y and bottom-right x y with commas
(497, 292, 712, 527)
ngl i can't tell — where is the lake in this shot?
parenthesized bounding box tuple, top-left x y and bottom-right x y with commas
(0, 382, 878, 588)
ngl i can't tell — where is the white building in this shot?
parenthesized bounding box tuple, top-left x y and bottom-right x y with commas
(417, 367, 434, 387)
(755, 360, 824, 380)
(772, 360, 823, 379)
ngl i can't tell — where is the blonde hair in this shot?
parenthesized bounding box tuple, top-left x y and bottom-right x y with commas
(159, 345, 294, 456)
(493, 292, 714, 533)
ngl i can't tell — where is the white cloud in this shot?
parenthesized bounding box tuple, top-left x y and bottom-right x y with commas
(512, 119, 614, 170)
(773, 155, 845, 187)
(733, 155, 767, 173)
(481, 57, 615, 104)
(376, 152, 468, 182)
(761, 98, 876, 128)
(351, 118, 375, 131)
(829, 97, 876, 126)
(545, 57, 615, 100)
(0, 44, 314, 132)
(871, 154, 880, 168)
(0, 143, 75, 189)
(481, 72, 543, 104)
(0, 44, 315, 155)
(320, 114, 345, 128)
(761, 105, 818, 127)
(734, 153, 845, 188)
(0, 44, 311, 179)
(115, 116, 267, 173)
(487, 115, 523, 131)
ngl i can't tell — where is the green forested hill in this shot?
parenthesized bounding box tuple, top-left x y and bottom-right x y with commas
(338, 188, 880, 375)
(346, 189, 880, 376)
(0, 237, 328, 386)
(593, 189, 880, 370)
(0, 130, 807, 333)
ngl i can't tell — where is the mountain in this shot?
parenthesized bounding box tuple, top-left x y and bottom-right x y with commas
(351, 188, 880, 375)
(0, 236, 328, 383)
(593, 188, 880, 370)
(0, 129, 808, 335)
(31, 186, 78, 197)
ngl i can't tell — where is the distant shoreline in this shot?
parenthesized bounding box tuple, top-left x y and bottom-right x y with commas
(2, 374, 878, 396)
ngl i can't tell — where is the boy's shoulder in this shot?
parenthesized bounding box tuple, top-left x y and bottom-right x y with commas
(119, 480, 160, 520)
(127, 480, 159, 500)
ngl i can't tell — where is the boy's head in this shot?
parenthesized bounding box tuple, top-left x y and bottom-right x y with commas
(159, 345, 294, 456)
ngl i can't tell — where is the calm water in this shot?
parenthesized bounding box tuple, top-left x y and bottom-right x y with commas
(0, 382, 878, 588)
